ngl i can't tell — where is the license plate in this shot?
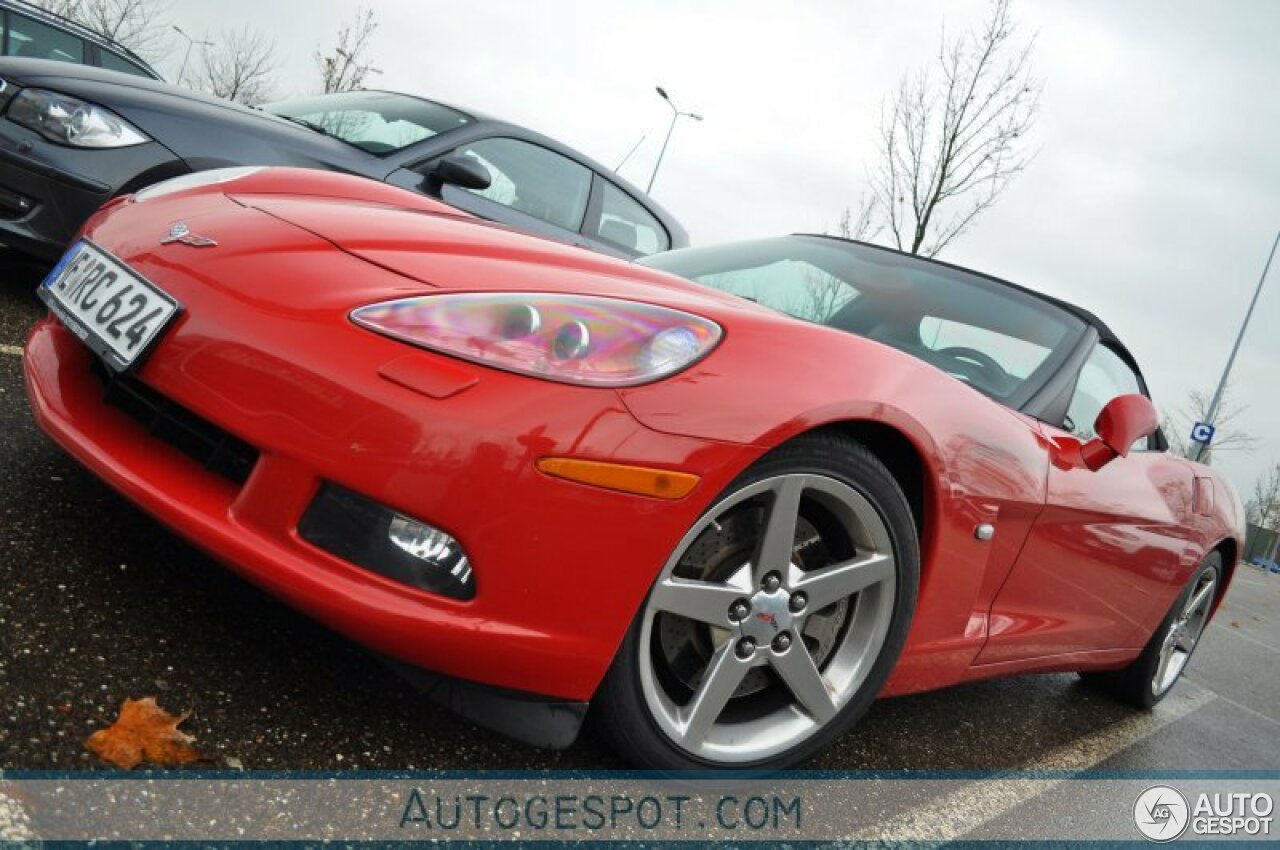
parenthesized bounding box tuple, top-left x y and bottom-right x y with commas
(39, 241, 180, 371)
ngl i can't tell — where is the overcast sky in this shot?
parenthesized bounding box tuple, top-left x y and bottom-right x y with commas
(161, 0, 1279, 502)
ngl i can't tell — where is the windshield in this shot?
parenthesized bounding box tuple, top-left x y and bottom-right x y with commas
(640, 236, 1086, 402)
(262, 91, 472, 155)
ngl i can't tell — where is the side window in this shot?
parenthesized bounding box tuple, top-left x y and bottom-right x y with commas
(99, 49, 152, 78)
(446, 138, 592, 232)
(5, 12, 85, 64)
(1064, 344, 1144, 442)
(589, 181, 669, 256)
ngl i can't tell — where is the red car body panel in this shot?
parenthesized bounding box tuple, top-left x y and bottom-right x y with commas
(23, 168, 1245, 709)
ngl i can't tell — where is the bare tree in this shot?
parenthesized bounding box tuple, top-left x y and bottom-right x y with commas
(315, 6, 378, 94)
(832, 195, 881, 242)
(1162, 384, 1257, 464)
(798, 267, 857, 322)
(197, 27, 278, 106)
(843, 0, 1040, 257)
(28, 0, 170, 62)
(1247, 462, 1280, 531)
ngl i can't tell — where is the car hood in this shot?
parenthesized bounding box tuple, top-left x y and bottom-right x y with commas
(233, 192, 753, 314)
(0, 58, 373, 171)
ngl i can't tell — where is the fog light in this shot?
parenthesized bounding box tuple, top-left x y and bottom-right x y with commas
(388, 515, 472, 586)
(298, 482, 475, 600)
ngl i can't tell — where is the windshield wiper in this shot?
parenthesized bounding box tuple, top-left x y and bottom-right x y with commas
(277, 115, 330, 136)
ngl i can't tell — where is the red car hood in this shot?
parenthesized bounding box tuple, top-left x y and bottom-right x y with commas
(231, 193, 751, 316)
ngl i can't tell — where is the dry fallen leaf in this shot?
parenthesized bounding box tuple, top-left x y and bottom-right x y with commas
(86, 697, 200, 769)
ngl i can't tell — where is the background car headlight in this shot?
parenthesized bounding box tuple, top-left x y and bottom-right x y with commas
(7, 88, 148, 148)
(351, 292, 723, 387)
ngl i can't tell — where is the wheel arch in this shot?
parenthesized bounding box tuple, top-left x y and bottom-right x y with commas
(116, 159, 194, 197)
(820, 421, 928, 534)
(1210, 536, 1239, 614)
(797, 419, 939, 590)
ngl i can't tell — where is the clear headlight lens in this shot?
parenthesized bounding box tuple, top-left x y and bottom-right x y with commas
(351, 292, 723, 387)
(7, 88, 148, 148)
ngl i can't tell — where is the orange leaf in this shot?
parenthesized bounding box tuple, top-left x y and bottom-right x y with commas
(86, 697, 200, 770)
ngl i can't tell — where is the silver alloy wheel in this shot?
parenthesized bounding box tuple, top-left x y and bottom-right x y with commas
(1152, 571, 1217, 696)
(638, 473, 897, 763)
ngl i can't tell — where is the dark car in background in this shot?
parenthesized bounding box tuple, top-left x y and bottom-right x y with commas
(0, 0, 158, 79)
(0, 57, 686, 263)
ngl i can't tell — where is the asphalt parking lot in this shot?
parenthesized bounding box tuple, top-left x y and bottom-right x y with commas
(2, 261, 1278, 790)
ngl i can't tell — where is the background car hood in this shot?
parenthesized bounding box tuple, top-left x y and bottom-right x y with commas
(0, 58, 376, 174)
(234, 192, 753, 314)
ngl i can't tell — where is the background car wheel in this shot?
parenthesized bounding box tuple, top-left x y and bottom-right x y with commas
(595, 432, 919, 770)
(1081, 551, 1221, 709)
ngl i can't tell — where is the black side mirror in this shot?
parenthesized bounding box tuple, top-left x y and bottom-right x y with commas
(422, 154, 491, 197)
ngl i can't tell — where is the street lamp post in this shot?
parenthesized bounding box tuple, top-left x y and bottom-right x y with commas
(173, 26, 214, 87)
(1189, 227, 1280, 463)
(647, 86, 702, 194)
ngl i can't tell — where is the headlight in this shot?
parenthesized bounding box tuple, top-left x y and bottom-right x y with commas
(351, 293, 723, 387)
(7, 88, 148, 148)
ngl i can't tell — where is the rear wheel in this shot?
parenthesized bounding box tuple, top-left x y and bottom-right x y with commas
(1082, 551, 1220, 708)
(596, 433, 919, 770)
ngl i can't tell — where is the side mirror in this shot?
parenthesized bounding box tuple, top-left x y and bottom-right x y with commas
(421, 154, 491, 197)
(1080, 393, 1159, 470)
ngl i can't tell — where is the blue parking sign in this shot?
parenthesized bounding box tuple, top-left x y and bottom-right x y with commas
(1191, 421, 1216, 445)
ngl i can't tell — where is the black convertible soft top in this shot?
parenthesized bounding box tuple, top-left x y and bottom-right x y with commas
(801, 233, 1147, 385)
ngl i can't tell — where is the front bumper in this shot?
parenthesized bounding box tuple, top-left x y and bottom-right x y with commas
(23, 314, 752, 706)
(0, 120, 184, 261)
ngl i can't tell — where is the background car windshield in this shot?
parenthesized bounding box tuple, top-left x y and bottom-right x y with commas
(263, 91, 472, 154)
(641, 235, 1085, 401)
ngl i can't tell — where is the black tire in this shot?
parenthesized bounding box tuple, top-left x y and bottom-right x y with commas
(594, 432, 920, 771)
(1081, 551, 1221, 709)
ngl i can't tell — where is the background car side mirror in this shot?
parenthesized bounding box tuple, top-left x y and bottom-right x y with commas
(421, 155, 491, 197)
(1080, 393, 1159, 471)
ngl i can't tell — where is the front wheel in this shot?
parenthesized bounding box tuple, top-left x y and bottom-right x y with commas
(595, 433, 919, 770)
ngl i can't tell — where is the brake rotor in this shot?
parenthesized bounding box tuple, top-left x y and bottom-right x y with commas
(657, 505, 852, 699)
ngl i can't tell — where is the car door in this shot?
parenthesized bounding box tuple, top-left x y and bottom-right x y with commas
(416, 136, 595, 248)
(95, 46, 158, 79)
(977, 341, 1201, 663)
(2, 8, 86, 65)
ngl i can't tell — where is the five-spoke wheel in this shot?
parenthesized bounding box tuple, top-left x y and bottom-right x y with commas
(1152, 568, 1216, 696)
(597, 433, 918, 770)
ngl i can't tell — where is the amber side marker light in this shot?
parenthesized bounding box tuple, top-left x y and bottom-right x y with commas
(536, 458, 700, 500)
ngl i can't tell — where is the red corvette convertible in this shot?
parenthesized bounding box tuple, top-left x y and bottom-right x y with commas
(24, 167, 1244, 770)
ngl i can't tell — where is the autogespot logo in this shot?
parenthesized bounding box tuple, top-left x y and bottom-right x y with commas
(1135, 785, 1190, 842)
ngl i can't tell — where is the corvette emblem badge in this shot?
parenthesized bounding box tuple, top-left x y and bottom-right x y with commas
(162, 222, 217, 247)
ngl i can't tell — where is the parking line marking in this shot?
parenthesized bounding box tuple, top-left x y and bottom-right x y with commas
(1191, 686, 1280, 729)
(868, 686, 1216, 841)
(0, 343, 21, 357)
(1210, 621, 1280, 655)
(1218, 596, 1272, 620)
(0, 788, 35, 842)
